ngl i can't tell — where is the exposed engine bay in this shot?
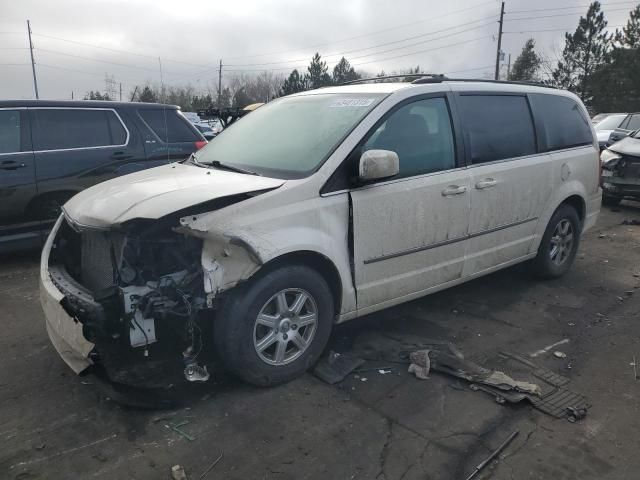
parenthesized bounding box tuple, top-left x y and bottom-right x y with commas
(49, 216, 212, 386)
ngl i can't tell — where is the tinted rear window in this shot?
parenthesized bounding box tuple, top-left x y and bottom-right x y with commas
(0, 110, 21, 154)
(32, 109, 127, 150)
(458, 95, 536, 164)
(138, 109, 199, 143)
(529, 94, 592, 151)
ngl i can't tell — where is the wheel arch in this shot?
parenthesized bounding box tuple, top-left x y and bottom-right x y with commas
(255, 250, 343, 318)
(560, 194, 586, 223)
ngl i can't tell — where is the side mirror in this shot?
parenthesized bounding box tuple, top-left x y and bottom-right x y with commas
(358, 149, 399, 182)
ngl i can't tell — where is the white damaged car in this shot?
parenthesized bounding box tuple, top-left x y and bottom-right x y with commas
(41, 79, 601, 386)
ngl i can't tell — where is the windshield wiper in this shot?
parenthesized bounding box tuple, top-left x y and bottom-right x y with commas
(207, 160, 261, 176)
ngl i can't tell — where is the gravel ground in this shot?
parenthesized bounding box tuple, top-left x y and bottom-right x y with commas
(1, 204, 639, 480)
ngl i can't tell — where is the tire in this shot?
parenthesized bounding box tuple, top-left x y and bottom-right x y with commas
(531, 204, 581, 279)
(602, 194, 622, 207)
(214, 265, 334, 386)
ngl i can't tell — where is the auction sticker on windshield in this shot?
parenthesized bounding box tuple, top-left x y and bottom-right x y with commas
(329, 98, 376, 108)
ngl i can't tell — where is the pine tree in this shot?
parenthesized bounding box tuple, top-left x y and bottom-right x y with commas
(552, 1, 611, 105)
(138, 86, 157, 103)
(280, 69, 307, 96)
(591, 5, 640, 111)
(509, 39, 541, 81)
(332, 57, 359, 84)
(617, 4, 640, 48)
(307, 53, 332, 89)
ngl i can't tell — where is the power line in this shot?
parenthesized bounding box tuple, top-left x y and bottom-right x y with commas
(506, 1, 638, 15)
(223, 0, 497, 61)
(0, 63, 30, 66)
(504, 24, 625, 34)
(352, 35, 494, 67)
(35, 47, 170, 74)
(32, 33, 209, 67)
(226, 17, 497, 67)
(507, 6, 636, 22)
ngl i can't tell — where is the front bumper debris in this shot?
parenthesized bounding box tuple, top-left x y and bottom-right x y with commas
(40, 216, 94, 373)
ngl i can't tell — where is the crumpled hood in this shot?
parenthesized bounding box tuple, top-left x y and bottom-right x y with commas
(609, 136, 640, 157)
(63, 163, 285, 228)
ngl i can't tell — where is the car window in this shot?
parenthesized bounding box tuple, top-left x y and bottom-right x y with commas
(195, 93, 384, 178)
(363, 97, 456, 178)
(0, 110, 21, 154)
(138, 109, 200, 143)
(458, 95, 536, 164)
(32, 109, 127, 150)
(627, 114, 640, 131)
(594, 114, 626, 131)
(529, 94, 592, 151)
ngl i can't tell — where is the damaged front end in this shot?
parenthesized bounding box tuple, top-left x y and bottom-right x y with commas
(601, 149, 640, 201)
(44, 213, 213, 386)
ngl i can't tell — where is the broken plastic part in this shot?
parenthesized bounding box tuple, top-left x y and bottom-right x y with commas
(184, 364, 210, 382)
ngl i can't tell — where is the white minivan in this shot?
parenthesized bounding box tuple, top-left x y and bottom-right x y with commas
(40, 78, 601, 387)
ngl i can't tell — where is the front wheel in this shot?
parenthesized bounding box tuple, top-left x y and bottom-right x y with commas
(214, 265, 334, 386)
(531, 204, 581, 279)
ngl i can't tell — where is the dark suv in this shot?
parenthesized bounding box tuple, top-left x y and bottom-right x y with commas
(0, 100, 206, 252)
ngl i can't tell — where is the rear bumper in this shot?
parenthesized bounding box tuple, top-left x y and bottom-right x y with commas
(583, 190, 602, 232)
(40, 215, 94, 374)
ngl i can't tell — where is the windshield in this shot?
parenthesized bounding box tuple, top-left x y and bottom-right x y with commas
(195, 93, 385, 178)
(595, 114, 626, 131)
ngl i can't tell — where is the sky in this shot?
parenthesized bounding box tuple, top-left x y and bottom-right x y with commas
(0, 0, 638, 100)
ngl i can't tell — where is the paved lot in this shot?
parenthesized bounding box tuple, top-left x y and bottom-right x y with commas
(1, 204, 640, 480)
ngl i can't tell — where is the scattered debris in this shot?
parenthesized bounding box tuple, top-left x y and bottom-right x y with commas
(464, 430, 519, 480)
(353, 366, 394, 374)
(530, 339, 570, 358)
(408, 349, 431, 379)
(312, 351, 364, 384)
(378, 369, 392, 375)
(566, 406, 587, 423)
(165, 421, 196, 442)
(632, 356, 638, 380)
(184, 364, 210, 383)
(598, 233, 608, 239)
(553, 351, 567, 359)
(199, 450, 224, 479)
(622, 219, 640, 225)
(171, 465, 188, 480)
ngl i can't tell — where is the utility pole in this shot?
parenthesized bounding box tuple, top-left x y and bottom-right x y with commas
(506, 53, 512, 80)
(27, 20, 39, 99)
(158, 57, 165, 103)
(119, 82, 122, 101)
(217, 59, 222, 107)
(494, 2, 505, 81)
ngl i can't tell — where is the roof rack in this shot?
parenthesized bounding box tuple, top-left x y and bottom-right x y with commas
(442, 78, 554, 88)
(341, 73, 446, 85)
(341, 74, 554, 89)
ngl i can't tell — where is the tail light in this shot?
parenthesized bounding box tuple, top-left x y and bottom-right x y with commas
(194, 140, 207, 150)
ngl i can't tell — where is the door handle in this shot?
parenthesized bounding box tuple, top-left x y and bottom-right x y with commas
(475, 178, 497, 189)
(0, 160, 26, 170)
(442, 185, 467, 196)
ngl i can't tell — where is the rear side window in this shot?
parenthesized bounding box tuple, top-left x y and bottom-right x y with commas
(363, 97, 456, 178)
(138, 109, 199, 143)
(0, 110, 21, 154)
(529, 94, 592, 151)
(32, 109, 127, 150)
(458, 95, 536, 164)
(626, 114, 640, 131)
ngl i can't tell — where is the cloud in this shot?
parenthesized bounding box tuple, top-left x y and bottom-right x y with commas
(0, 0, 635, 99)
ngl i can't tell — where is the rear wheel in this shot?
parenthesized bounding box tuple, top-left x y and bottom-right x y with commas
(531, 204, 581, 279)
(214, 265, 334, 386)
